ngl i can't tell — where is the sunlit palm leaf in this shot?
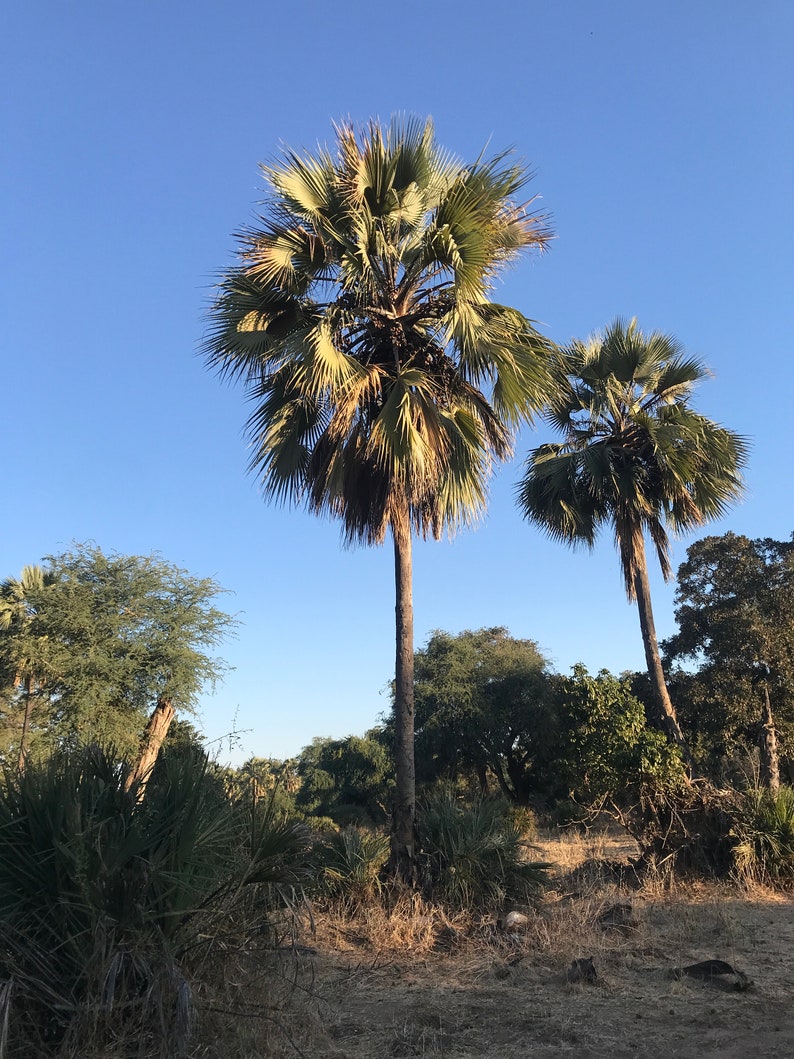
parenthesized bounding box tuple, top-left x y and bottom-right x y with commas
(204, 117, 553, 545)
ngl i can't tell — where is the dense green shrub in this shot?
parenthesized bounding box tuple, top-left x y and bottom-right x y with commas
(557, 665, 686, 804)
(0, 743, 311, 1056)
(315, 826, 391, 905)
(419, 787, 549, 910)
(732, 785, 794, 884)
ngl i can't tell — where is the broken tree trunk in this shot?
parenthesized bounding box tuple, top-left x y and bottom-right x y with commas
(759, 683, 780, 794)
(124, 697, 175, 799)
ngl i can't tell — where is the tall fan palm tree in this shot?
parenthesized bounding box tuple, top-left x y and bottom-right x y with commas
(516, 318, 748, 765)
(0, 565, 56, 772)
(204, 117, 552, 880)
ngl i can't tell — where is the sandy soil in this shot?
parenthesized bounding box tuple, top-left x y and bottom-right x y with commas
(278, 831, 794, 1058)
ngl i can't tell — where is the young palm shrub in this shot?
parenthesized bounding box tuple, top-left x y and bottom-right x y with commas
(316, 826, 392, 907)
(732, 785, 794, 885)
(419, 786, 549, 911)
(0, 743, 312, 1057)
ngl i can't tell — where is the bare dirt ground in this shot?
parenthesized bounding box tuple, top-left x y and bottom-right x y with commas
(270, 829, 794, 1059)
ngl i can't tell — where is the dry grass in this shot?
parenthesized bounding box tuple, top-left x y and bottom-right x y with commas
(263, 826, 794, 1059)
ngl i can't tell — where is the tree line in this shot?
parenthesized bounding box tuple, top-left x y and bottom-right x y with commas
(231, 530, 794, 828)
(4, 529, 789, 826)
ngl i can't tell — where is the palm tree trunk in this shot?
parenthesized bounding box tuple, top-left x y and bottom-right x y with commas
(16, 673, 34, 775)
(632, 545, 694, 771)
(759, 683, 780, 793)
(124, 696, 175, 799)
(388, 499, 417, 884)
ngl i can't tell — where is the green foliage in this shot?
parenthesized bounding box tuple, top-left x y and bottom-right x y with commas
(557, 665, 685, 802)
(315, 826, 391, 905)
(0, 565, 59, 767)
(0, 545, 236, 764)
(408, 627, 556, 804)
(295, 733, 393, 825)
(732, 786, 794, 884)
(419, 786, 549, 910)
(664, 532, 794, 776)
(405, 630, 682, 810)
(0, 743, 311, 1054)
(204, 116, 552, 548)
(517, 318, 748, 596)
(227, 754, 300, 817)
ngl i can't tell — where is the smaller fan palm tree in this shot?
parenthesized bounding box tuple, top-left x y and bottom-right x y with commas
(516, 318, 748, 765)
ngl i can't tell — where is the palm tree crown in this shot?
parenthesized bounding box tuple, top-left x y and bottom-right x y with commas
(204, 116, 552, 542)
(517, 317, 748, 598)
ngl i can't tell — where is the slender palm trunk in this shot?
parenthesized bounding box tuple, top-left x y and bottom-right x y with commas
(759, 683, 780, 793)
(632, 544, 694, 771)
(388, 499, 417, 884)
(16, 673, 34, 775)
(124, 696, 175, 800)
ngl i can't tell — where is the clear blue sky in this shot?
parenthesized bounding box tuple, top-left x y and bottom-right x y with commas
(3, 1, 792, 763)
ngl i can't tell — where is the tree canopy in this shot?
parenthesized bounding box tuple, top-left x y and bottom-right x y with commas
(0, 544, 236, 763)
(406, 627, 681, 808)
(410, 627, 554, 803)
(664, 532, 794, 786)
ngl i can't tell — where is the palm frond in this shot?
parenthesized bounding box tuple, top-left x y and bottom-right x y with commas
(205, 116, 554, 545)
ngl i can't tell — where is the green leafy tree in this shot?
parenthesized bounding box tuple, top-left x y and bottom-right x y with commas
(517, 318, 748, 767)
(295, 733, 393, 825)
(556, 664, 682, 805)
(407, 627, 556, 804)
(663, 533, 794, 790)
(0, 545, 236, 775)
(204, 117, 552, 880)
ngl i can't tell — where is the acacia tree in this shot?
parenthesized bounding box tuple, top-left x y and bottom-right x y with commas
(664, 533, 794, 790)
(516, 319, 748, 767)
(204, 117, 552, 881)
(0, 546, 235, 781)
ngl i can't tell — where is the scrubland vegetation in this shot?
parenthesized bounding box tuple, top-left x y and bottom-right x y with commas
(2, 118, 791, 1054)
(2, 739, 793, 1057)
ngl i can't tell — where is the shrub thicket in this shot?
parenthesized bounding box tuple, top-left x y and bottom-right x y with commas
(419, 787, 550, 910)
(731, 785, 794, 885)
(0, 744, 312, 1057)
(316, 826, 392, 906)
